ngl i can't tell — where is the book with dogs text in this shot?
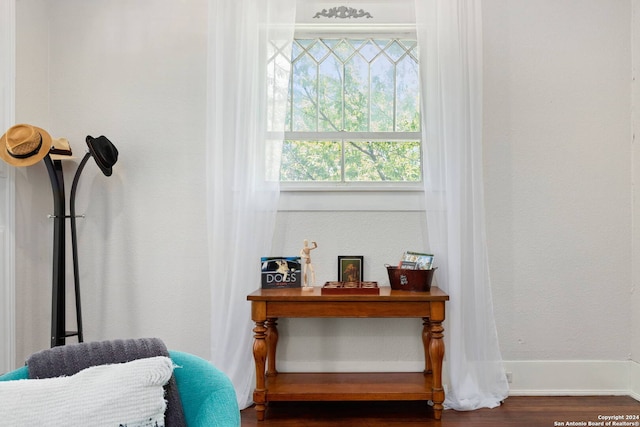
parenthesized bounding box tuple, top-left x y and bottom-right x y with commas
(260, 257, 302, 289)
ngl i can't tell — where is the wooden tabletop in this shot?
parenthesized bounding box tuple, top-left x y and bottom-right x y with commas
(247, 286, 449, 302)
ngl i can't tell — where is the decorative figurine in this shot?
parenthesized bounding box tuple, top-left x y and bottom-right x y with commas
(300, 239, 318, 290)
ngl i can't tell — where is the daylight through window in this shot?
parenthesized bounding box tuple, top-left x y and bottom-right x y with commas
(271, 37, 421, 183)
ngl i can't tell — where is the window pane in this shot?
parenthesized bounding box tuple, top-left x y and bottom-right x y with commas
(344, 54, 369, 132)
(280, 140, 342, 181)
(344, 141, 421, 182)
(332, 39, 355, 62)
(370, 55, 394, 132)
(385, 40, 406, 62)
(358, 40, 382, 62)
(318, 53, 343, 132)
(374, 39, 391, 51)
(291, 54, 317, 132)
(308, 40, 330, 61)
(267, 40, 292, 132)
(396, 56, 420, 132)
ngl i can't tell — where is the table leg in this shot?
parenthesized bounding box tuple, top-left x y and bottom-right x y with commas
(266, 318, 279, 376)
(429, 301, 446, 420)
(252, 319, 267, 421)
(422, 317, 432, 374)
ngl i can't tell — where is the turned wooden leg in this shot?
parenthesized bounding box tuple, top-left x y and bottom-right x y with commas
(422, 317, 432, 374)
(251, 299, 268, 422)
(429, 301, 446, 420)
(266, 318, 279, 376)
(252, 319, 267, 421)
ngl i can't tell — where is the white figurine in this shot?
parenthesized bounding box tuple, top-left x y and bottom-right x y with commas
(300, 239, 317, 290)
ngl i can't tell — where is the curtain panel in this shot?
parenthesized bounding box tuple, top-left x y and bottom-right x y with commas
(415, 0, 509, 410)
(206, 0, 296, 409)
(206, 0, 508, 410)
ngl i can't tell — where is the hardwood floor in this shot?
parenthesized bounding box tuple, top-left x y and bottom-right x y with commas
(241, 396, 640, 427)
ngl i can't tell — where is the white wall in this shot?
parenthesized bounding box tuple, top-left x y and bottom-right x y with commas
(14, 0, 53, 364)
(483, 0, 631, 361)
(482, 0, 635, 395)
(15, 0, 211, 361)
(11, 0, 639, 396)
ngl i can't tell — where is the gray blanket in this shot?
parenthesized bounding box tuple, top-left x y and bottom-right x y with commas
(26, 338, 185, 427)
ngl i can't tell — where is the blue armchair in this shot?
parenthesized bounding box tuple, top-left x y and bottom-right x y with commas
(0, 350, 240, 427)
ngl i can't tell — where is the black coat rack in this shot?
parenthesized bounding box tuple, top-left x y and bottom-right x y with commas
(0, 124, 117, 348)
(44, 151, 92, 347)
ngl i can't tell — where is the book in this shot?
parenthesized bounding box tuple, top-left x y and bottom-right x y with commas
(261, 257, 302, 289)
(399, 251, 434, 270)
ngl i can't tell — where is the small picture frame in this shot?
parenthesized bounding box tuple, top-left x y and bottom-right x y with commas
(338, 256, 364, 282)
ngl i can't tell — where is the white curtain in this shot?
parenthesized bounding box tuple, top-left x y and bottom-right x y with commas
(415, 0, 509, 410)
(206, 0, 296, 409)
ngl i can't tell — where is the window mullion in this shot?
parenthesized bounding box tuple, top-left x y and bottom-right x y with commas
(393, 61, 398, 132)
(341, 139, 346, 183)
(288, 62, 293, 132)
(315, 61, 320, 132)
(368, 54, 372, 132)
(341, 61, 346, 132)
(284, 131, 421, 140)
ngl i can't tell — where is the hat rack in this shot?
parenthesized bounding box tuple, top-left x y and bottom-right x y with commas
(0, 124, 118, 347)
(45, 134, 118, 347)
(44, 151, 92, 347)
(0, 124, 118, 348)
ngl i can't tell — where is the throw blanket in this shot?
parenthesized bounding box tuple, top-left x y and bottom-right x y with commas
(0, 356, 173, 427)
(27, 338, 186, 427)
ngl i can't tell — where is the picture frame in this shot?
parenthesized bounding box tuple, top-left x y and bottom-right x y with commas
(338, 256, 364, 282)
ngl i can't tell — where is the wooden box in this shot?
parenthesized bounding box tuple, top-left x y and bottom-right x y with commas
(321, 281, 379, 295)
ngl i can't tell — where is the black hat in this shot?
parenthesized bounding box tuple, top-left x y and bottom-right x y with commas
(86, 135, 118, 176)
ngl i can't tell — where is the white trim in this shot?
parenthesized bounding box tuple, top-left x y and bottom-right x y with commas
(504, 360, 636, 399)
(0, 0, 16, 374)
(278, 189, 425, 211)
(631, 361, 640, 401)
(294, 24, 417, 38)
(295, 0, 416, 27)
(277, 187, 448, 212)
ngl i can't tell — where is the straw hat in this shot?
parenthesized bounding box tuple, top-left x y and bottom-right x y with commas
(0, 124, 53, 167)
(49, 137, 74, 161)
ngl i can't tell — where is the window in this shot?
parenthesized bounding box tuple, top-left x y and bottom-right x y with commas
(275, 37, 421, 184)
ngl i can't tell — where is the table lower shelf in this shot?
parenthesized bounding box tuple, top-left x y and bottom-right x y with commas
(264, 372, 435, 402)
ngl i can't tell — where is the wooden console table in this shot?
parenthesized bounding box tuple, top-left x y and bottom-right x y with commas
(246, 286, 449, 421)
